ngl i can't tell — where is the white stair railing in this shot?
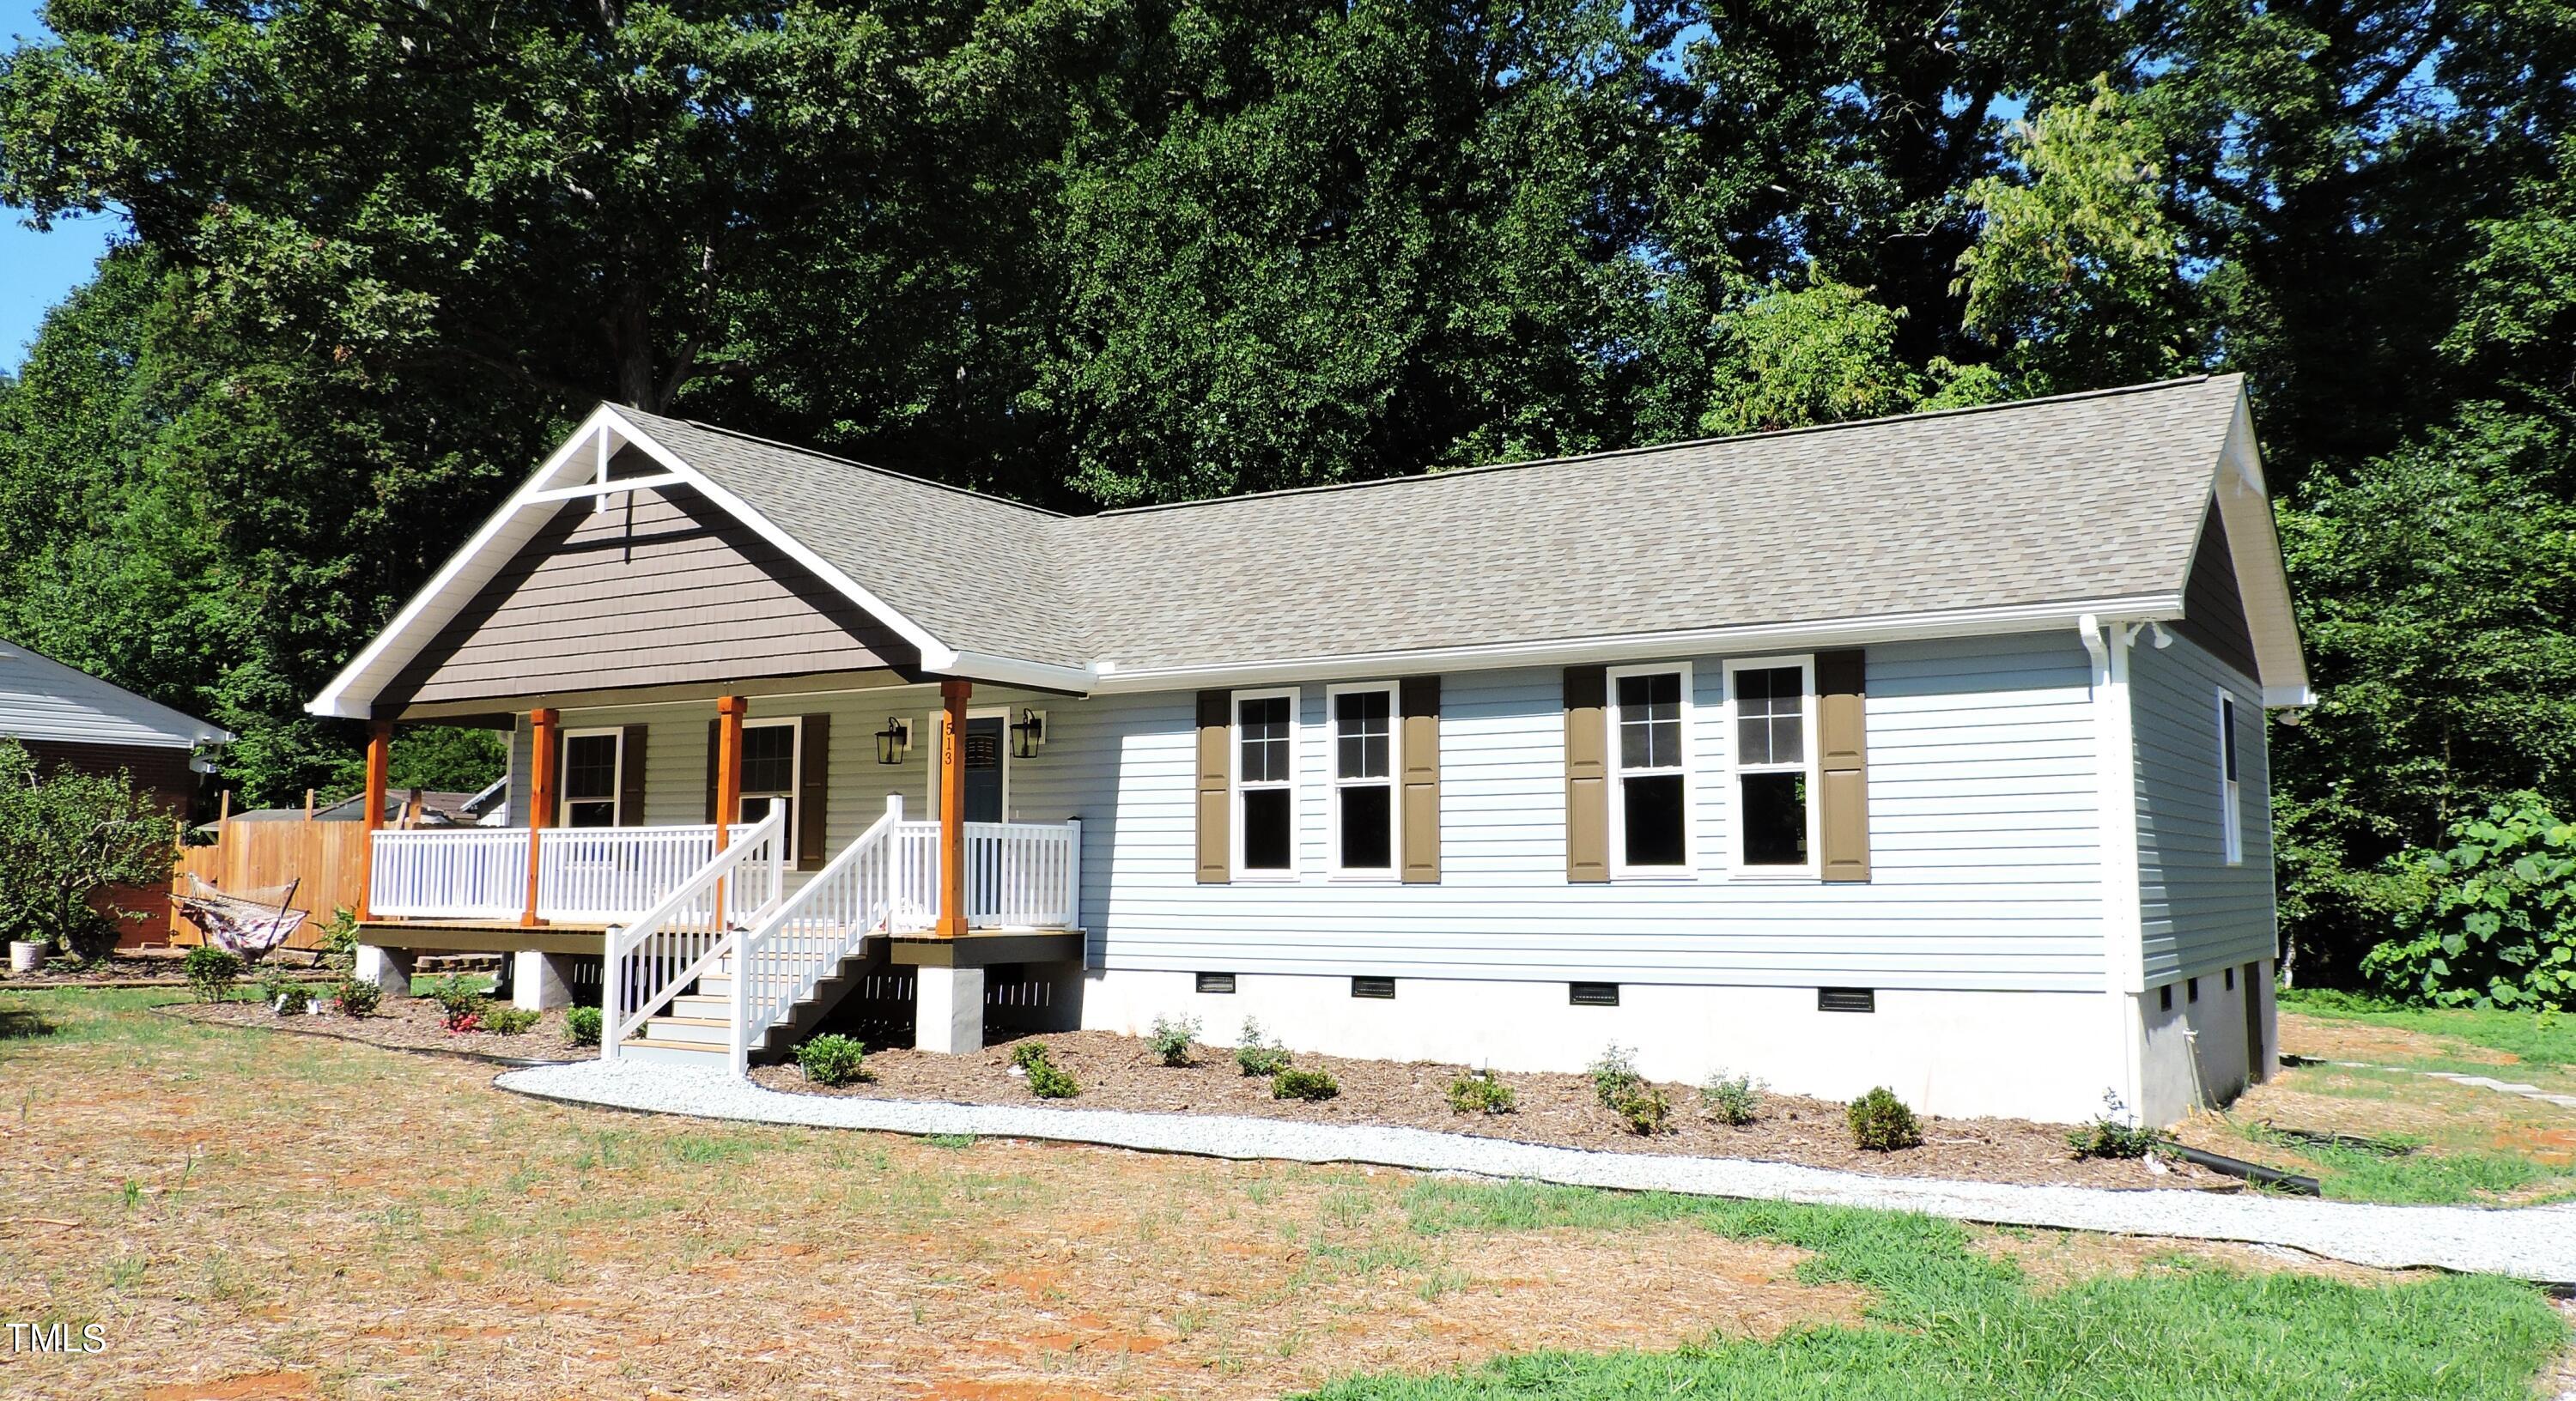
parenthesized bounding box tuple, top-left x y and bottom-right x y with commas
(601, 800, 787, 1062)
(731, 796, 915, 1070)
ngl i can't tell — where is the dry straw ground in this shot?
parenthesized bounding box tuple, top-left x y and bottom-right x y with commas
(4, 991, 2393, 1401)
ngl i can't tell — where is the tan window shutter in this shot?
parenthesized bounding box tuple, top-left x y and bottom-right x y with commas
(1816, 649, 1870, 882)
(796, 713, 830, 870)
(704, 719, 720, 823)
(1195, 689, 1230, 883)
(1564, 665, 1609, 882)
(1400, 676, 1441, 883)
(618, 725, 648, 826)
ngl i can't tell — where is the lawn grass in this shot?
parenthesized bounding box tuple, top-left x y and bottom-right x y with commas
(1304, 1179, 2567, 1399)
(2280, 986, 2576, 1068)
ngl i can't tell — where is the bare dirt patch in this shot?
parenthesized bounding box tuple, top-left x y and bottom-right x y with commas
(1972, 1224, 2428, 1290)
(2276, 1010, 2521, 1068)
(165, 996, 589, 1062)
(750, 1028, 2230, 1190)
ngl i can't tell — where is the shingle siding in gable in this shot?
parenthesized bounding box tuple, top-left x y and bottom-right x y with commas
(2132, 630, 2275, 984)
(1005, 634, 2109, 992)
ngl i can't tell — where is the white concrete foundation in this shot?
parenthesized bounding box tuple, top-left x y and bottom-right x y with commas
(354, 944, 416, 999)
(511, 949, 577, 1012)
(1081, 968, 2117, 1123)
(2138, 956, 2275, 1125)
(914, 965, 986, 1054)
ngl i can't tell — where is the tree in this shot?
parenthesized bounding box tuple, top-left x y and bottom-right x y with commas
(1699, 274, 2000, 435)
(0, 739, 179, 960)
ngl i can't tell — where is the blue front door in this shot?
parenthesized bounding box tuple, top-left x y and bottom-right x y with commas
(963, 716, 1005, 823)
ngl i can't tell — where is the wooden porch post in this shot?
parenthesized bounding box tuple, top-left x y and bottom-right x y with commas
(524, 708, 560, 927)
(355, 719, 392, 922)
(938, 679, 970, 938)
(714, 696, 747, 927)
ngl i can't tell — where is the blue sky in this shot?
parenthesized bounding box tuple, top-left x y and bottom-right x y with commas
(0, 0, 118, 373)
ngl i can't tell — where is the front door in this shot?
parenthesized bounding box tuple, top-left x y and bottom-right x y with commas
(963, 716, 1005, 823)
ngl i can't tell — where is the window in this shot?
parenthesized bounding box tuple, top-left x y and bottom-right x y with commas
(1329, 684, 1397, 876)
(2218, 692, 2244, 866)
(738, 718, 799, 826)
(1726, 658, 1816, 872)
(1607, 664, 1690, 872)
(1234, 689, 1297, 876)
(560, 730, 623, 828)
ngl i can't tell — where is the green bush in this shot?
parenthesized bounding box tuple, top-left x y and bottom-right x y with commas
(484, 1006, 541, 1035)
(2365, 794, 2576, 1009)
(422, 973, 489, 1032)
(1272, 1066, 1340, 1101)
(1235, 1017, 1291, 1077)
(1848, 1086, 1922, 1151)
(2066, 1090, 2167, 1160)
(1609, 1084, 1671, 1135)
(1445, 1068, 1517, 1115)
(0, 738, 179, 960)
(1700, 1070, 1764, 1126)
(1148, 1014, 1200, 1066)
(564, 1005, 603, 1046)
(797, 1034, 869, 1086)
(183, 946, 244, 1003)
(330, 979, 381, 1017)
(1012, 1041, 1080, 1098)
(1587, 1043, 1643, 1108)
(256, 969, 310, 1013)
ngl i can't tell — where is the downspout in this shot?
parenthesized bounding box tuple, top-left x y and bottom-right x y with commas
(2080, 615, 2150, 1124)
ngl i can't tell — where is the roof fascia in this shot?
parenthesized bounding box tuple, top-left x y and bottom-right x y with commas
(1084, 595, 2181, 694)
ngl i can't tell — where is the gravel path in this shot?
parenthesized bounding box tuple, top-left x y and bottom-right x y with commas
(497, 1058, 2576, 1283)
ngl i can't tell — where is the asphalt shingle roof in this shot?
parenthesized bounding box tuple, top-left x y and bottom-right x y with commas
(632, 375, 2245, 675)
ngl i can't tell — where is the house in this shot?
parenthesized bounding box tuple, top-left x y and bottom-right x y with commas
(2, 635, 232, 946)
(226, 788, 489, 828)
(308, 374, 2304, 1126)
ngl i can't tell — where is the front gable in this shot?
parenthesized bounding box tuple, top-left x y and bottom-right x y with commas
(2172, 500, 2259, 682)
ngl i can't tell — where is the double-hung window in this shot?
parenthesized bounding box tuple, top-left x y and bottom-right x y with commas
(560, 729, 623, 828)
(1329, 684, 1397, 876)
(738, 718, 800, 827)
(1234, 690, 1297, 876)
(1608, 665, 1690, 872)
(1727, 658, 1815, 872)
(2218, 692, 2243, 865)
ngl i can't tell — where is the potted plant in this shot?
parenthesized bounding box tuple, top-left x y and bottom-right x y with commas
(0, 739, 178, 972)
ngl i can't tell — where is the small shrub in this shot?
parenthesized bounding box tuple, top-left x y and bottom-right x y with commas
(1609, 1084, 1672, 1135)
(798, 1034, 869, 1086)
(257, 969, 310, 1014)
(183, 946, 244, 1004)
(330, 978, 381, 1017)
(2066, 1090, 2168, 1159)
(1011, 1041, 1080, 1099)
(1272, 1066, 1340, 1101)
(484, 1006, 541, 1035)
(1147, 1014, 1200, 1067)
(1235, 1017, 1291, 1077)
(1445, 1069, 1517, 1115)
(1700, 1070, 1764, 1126)
(422, 973, 490, 1033)
(1587, 1043, 1643, 1108)
(313, 907, 360, 967)
(564, 1005, 603, 1046)
(1848, 1086, 1923, 1151)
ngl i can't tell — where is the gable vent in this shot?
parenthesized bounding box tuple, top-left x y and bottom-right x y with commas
(1817, 987, 1875, 1014)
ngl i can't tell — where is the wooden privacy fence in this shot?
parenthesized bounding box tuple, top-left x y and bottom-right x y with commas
(170, 820, 369, 950)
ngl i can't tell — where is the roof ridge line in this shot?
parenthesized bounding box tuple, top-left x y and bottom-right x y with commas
(1086, 373, 2227, 519)
(640, 411, 1073, 520)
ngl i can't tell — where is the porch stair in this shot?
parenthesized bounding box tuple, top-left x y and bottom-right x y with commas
(620, 949, 877, 1067)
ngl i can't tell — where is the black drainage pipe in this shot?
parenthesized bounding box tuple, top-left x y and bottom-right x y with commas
(2166, 1143, 2323, 1196)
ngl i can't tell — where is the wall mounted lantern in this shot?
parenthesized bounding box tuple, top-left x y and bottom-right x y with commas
(874, 717, 912, 766)
(1009, 707, 1048, 760)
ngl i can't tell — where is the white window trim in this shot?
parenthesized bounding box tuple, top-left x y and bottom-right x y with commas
(1606, 661, 1696, 880)
(1722, 654, 1821, 881)
(1325, 681, 1401, 881)
(558, 726, 625, 828)
(1230, 686, 1301, 881)
(737, 715, 802, 828)
(923, 705, 1012, 822)
(2218, 690, 2244, 866)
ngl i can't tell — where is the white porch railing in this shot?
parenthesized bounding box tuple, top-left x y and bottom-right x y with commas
(370, 822, 756, 924)
(884, 820, 1082, 931)
(370, 828, 528, 919)
(601, 801, 787, 1061)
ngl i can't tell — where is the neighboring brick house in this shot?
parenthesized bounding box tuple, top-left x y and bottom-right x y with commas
(1, 636, 231, 946)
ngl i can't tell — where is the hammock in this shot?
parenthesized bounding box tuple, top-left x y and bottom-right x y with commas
(173, 875, 308, 961)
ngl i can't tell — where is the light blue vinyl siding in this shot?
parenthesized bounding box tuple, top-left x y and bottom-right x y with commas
(1008, 633, 2111, 993)
(2132, 630, 2276, 982)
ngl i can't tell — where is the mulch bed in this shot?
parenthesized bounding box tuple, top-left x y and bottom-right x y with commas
(166, 995, 592, 1063)
(749, 1028, 2232, 1191)
(0, 949, 343, 989)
